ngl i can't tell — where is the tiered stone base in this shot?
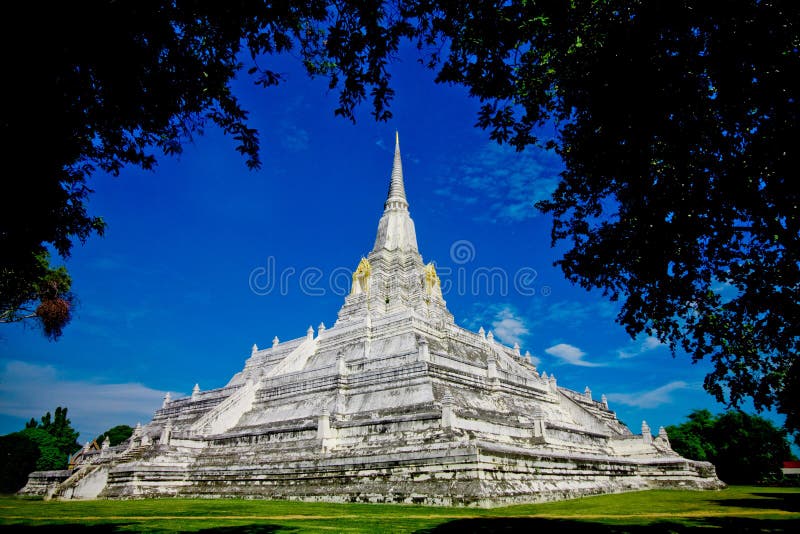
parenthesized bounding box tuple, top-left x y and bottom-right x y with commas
(18, 470, 72, 498)
(98, 440, 722, 506)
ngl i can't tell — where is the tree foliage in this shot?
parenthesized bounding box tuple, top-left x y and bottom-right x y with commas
(17, 428, 65, 472)
(95, 425, 134, 448)
(1, 1, 322, 336)
(0, 251, 74, 340)
(663, 409, 717, 463)
(0, 433, 40, 493)
(534, 0, 799, 443)
(23, 407, 81, 469)
(399, 0, 800, 440)
(2, 1, 797, 441)
(0, 407, 82, 492)
(667, 409, 793, 484)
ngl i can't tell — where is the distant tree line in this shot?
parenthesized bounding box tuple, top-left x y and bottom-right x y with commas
(0, 406, 132, 494)
(95, 425, 134, 448)
(0, 407, 80, 493)
(666, 409, 795, 485)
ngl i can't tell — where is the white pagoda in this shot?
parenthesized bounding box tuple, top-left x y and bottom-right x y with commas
(22, 134, 722, 505)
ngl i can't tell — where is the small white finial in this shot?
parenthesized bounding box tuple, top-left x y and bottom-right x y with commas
(642, 420, 653, 444)
(251, 343, 258, 354)
(513, 342, 521, 355)
(160, 419, 173, 446)
(272, 336, 279, 348)
(525, 350, 537, 372)
(307, 325, 314, 340)
(487, 331, 495, 343)
(478, 326, 486, 339)
(192, 383, 200, 399)
(318, 322, 326, 334)
(658, 426, 671, 447)
(584, 386, 592, 399)
(162, 392, 171, 408)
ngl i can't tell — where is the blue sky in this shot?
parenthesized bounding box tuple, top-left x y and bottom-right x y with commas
(1, 45, 791, 451)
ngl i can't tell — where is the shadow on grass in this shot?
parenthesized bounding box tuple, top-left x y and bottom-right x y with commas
(0, 526, 130, 533)
(413, 517, 800, 533)
(194, 526, 294, 533)
(3, 518, 799, 533)
(0, 525, 291, 533)
(714, 491, 800, 513)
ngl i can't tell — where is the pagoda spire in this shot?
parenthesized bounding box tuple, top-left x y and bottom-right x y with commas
(385, 131, 408, 212)
(371, 131, 418, 253)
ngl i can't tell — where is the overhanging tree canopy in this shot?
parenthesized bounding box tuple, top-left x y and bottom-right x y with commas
(405, 0, 799, 441)
(1, 1, 797, 439)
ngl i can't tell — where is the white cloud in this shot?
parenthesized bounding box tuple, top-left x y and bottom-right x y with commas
(491, 307, 530, 347)
(435, 142, 562, 222)
(0, 360, 171, 442)
(280, 125, 310, 152)
(464, 304, 539, 363)
(544, 343, 603, 367)
(711, 279, 740, 304)
(605, 381, 690, 408)
(528, 299, 617, 330)
(551, 300, 616, 322)
(617, 336, 665, 359)
(642, 336, 662, 350)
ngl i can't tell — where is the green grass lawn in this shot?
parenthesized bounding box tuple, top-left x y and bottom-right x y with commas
(1, 486, 798, 533)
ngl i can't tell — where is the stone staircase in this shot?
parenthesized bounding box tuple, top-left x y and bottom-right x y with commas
(190, 379, 259, 435)
(114, 444, 152, 464)
(48, 465, 101, 500)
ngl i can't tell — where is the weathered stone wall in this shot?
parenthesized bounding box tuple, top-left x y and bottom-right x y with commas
(92, 438, 721, 506)
(18, 470, 72, 498)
